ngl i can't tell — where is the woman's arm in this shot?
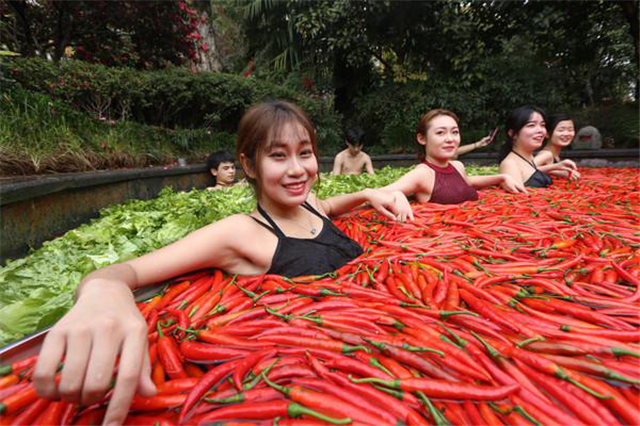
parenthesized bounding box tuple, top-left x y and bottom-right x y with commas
(537, 159, 579, 175)
(534, 150, 553, 167)
(467, 174, 506, 188)
(34, 215, 256, 426)
(467, 174, 527, 193)
(456, 135, 493, 158)
(381, 166, 430, 198)
(499, 158, 526, 187)
(455, 161, 526, 194)
(313, 188, 413, 222)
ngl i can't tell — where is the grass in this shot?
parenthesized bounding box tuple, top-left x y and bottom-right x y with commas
(0, 85, 235, 175)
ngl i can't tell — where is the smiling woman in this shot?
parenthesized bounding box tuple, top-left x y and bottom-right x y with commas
(498, 106, 579, 188)
(534, 114, 581, 180)
(382, 108, 525, 204)
(31, 100, 413, 426)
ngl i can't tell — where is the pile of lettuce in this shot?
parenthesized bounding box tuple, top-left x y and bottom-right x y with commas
(0, 165, 498, 346)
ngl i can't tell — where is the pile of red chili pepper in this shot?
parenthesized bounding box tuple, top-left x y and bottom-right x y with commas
(1, 167, 639, 426)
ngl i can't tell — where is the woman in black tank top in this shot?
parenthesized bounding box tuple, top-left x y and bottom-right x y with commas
(34, 101, 414, 424)
(498, 106, 553, 188)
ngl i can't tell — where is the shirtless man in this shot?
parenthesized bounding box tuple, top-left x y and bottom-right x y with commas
(332, 127, 375, 175)
(206, 151, 237, 191)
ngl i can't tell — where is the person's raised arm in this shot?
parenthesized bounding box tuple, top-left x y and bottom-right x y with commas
(34, 216, 249, 426)
(456, 135, 493, 158)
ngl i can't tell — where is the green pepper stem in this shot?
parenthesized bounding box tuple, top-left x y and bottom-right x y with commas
(288, 402, 352, 424)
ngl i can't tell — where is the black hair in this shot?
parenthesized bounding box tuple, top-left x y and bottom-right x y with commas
(546, 114, 574, 138)
(345, 126, 365, 146)
(206, 151, 234, 184)
(497, 106, 547, 163)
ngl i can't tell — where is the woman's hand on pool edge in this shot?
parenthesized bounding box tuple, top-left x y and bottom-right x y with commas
(33, 279, 156, 426)
(500, 174, 528, 194)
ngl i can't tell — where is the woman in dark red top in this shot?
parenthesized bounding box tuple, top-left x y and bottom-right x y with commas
(384, 109, 526, 205)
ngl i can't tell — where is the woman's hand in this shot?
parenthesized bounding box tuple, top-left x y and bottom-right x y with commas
(557, 159, 578, 171)
(391, 190, 414, 222)
(500, 174, 528, 194)
(33, 280, 156, 426)
(364, 188, 412, 221)
(476, 135, 493, 148)
(551, 160, 580, 180)
(568, 169, 581, 180)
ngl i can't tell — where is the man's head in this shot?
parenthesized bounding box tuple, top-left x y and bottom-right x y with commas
(345, 126, 365, 155)
(206, 151, 236, 186)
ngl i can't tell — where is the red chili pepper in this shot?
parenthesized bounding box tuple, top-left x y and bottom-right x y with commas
(191, 400, 351, 425)
(254, 334, 368, 354)
(231, 348, 276, 391)
(0, 383, 29, 402)
(130, 393, 187, 410)
(204, 387, 282, 405)
(292, 378, 400, 426)
(0, 383, 37, 415)
(157, 280, 191, 309)
(262, 375, 389, 426)
(140, 295, 162, 318)
(0, 376, 18, 390)
(6, 397, 48, 425)
(122, 415, 175, 426)
(157, 328, 188, 380)
(179, 340, 251, 362)
(156, 377, 200, 394)
(352, 376, 519, 400)
(59, 402, 77, 426)
(71, 407, 106, 425)
(36, 400, 67, 425)
(178, 358, 242, 424)
(0, 356, 37, 377)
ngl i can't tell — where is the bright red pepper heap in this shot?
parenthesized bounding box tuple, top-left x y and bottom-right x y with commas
(1, 167, 639, 425)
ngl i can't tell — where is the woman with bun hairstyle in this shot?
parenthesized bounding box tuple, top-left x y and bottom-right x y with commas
(383, 108, 526, 204)
(535, 113, 580, 179)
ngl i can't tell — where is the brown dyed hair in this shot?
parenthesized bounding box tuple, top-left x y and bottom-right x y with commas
(415, 109, 460, 161)
(236, 101, 318, 196)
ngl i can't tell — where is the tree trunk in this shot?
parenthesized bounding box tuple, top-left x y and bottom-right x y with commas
(196, 11, 223, 72)
(619, 0, 639, 99)
(52, 2, 73, 61)
(333, 48, 371, 123)
(7, 0, 37, 56)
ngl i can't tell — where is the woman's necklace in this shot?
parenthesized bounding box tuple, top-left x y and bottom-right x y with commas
(268, 208, 318, 236)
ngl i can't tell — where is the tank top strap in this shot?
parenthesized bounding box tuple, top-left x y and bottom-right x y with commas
(256, 204, 285, 237)
(301, 201, 326, 220)
(511, 151, 538, 170)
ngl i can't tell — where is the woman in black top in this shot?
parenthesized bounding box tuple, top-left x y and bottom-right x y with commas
(498, 106, 571, 188)
(33, 101, 412, 426)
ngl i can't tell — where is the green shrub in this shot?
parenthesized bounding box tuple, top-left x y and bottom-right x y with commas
(2, 58, 342, 147)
